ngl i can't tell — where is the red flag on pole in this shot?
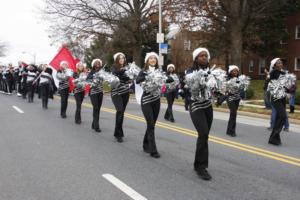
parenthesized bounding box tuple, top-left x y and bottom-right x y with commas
(49, 47, 79, 93)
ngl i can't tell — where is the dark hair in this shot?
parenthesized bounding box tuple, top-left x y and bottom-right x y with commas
(114, 54, 127, 69)
(45, 67, 53, 75)
(92, 61, 102, 71)
(227, 70, 239, 79)
(144, 58, 159, 70)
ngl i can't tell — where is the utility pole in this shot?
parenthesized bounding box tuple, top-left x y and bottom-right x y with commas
(158, 0, 163, 68)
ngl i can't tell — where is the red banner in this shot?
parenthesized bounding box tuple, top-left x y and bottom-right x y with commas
(49, 47, 80, 93)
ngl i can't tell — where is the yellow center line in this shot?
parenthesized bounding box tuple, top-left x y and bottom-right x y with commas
(102, 107, 300, 163)
(65, 98, 300, 167)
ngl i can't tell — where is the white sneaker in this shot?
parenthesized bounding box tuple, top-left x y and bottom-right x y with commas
(17, 93, 22, 97)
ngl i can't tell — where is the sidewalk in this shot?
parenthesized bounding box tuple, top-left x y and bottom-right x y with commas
(104, 93, 300, 125)
(243, 100, 300, 114)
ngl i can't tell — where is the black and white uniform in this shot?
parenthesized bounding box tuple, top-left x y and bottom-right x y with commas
(186, 64, 213, 171)
(164, 73, 178, 121)
(56, 70, 70, 117)
(16, 66, 23, 95)
(111, 66, 130, 139)
(73, 72, 86, 124)
(136, 68, 161, 154)
(21, 68, 28, 99)
(268, 69, 286, 145)
(87, 69, 103, 131)
(4, 69, 14, 94)
(39, 69, 54, 109)
(226, 76, 241, 136)
(26, 70, 37, 102)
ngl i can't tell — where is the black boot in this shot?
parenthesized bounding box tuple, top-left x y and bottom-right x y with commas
(196, 168, 212, 181)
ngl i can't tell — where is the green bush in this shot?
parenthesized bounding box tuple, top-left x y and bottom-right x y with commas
(295, 91, 300, 105)
(245, 88, 254, 100)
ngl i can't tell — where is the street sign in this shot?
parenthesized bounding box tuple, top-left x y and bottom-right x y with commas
(160, 43, 168, 54)
(156, 33, 164, 43)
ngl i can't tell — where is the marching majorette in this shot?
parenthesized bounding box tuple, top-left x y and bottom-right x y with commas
(86, 59, 104, 133)
(185, 47, 214, 180)
(267, 58, 295, 145)
(224, 65, 250, 137)
(73, 62, 87, 124)
(56, 61, 71, 118)
(164, 64, 179, 122)
(111, 52, 131, 142)
(136, 52, 169, 158)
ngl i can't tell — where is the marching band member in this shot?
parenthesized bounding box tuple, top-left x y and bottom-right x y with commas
(86, 59, 104, 133)
(26, 64, 38, 103)
(164, 64, 179, 122)
(73, 62, 87, 124)
(56, 61, 71, 118)
(111, 52, 131, 142)
(39, 66, 55, 109)
(21, 64, 28, 99)
(4, 64, 15, 95)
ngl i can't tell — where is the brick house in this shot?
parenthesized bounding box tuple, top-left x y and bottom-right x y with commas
(242, 12, 300, 79)
(167, 29, 225, 74)
(168, 13, 300, 79)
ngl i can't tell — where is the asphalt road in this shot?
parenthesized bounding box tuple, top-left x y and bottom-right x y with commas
(0, 93, 299, 200)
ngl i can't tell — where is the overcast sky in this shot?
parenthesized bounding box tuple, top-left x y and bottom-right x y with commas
(0, 0, 58, 65)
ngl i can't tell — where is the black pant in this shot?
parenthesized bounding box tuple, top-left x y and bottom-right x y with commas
(226, 99, 240, 135)
(74, 91, 85, 123)
(17, 79, 22, 94)
(112, 93, 130, 138)
(269, 98, 286, 143)
(59, 88, 69, 116)
(22, 81, 27, 98)
(90, 93, 103, 130)
(27, 81, 35, 102)
(164, 91, 176, 120)
(189, 105, 213, 170)
(183, 88, 190, 110)
(141, 98, 160, 153)
(40, 83, 49, 108)
(6, 80, 14, 93)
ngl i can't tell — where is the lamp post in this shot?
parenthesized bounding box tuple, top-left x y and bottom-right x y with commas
(157, 0, 164, 67)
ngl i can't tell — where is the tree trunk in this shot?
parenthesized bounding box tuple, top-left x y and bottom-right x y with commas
(227, 0, 243, 68)
(133, 46, 142, 67)
(229, 19, 243, 67)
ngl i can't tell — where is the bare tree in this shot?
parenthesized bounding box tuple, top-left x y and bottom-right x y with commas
(43, 0, 158, 65)
(164, 0, 289, 67)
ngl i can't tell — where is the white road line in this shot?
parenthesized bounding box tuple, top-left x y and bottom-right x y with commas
(12, 106, 24, 114)
(102, 174, 147, 200)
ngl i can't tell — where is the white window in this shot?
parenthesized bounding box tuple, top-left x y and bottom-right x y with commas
(296, 25, 300, 39)
(259, 59, 266, 75)
(249, 60, 254, 72)
(295, 57, 300, 71)
(183, 39, 191, 51)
